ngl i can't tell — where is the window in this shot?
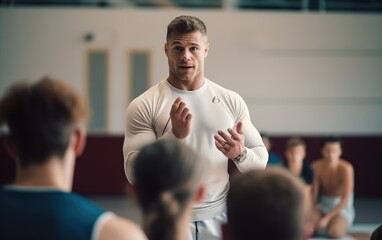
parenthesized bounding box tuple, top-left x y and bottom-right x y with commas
(87, 49, 108, 132)
(129, 50, 151, 101)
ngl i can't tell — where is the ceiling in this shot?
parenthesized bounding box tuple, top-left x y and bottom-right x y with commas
(0, 0, 381, 13)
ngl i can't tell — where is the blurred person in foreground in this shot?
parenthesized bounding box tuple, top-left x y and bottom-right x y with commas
(133, 139, 206, 240)
(222, 167, 306, 240)
(0, 77, 146, 240)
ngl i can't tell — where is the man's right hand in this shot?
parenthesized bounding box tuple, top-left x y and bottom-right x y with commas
(170, 97, 192, 139)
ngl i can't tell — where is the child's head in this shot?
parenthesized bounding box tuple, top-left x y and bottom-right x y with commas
(225, 167, 306, 240)
(285, 137, 306, 163)
(133, 139, 205, 240)
(0, 77, 89, 167)
(321, 136, 343, 161)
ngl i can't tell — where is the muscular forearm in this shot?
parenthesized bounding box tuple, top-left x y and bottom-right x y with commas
(235, 146, 268, 172)
(124, 129, 182, 183)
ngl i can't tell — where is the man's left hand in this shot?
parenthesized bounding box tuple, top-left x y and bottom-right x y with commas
(214, 121, 245, 160)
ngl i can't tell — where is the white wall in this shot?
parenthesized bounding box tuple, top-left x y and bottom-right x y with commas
(1, 8, 381, 135)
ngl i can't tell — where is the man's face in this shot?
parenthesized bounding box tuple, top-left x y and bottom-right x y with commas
(286, 145, 306, 163)
(165, 31, 209, 84)
(322, 142, 342, 161)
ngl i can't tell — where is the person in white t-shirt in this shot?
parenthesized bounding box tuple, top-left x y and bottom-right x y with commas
(123, 15, 268, 240)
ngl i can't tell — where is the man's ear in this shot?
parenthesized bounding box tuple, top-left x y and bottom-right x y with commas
(194, 185, 206, 203)
(3, 135, 18, 160)
(73, 128, 87, 157)
(204, 42, 209, 57)
(164, 43, 168, 57)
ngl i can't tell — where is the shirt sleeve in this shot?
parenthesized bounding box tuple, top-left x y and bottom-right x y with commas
(232, 94, 268, 172)
(122, 100, 156, 184)
(122, 99, 179, 184)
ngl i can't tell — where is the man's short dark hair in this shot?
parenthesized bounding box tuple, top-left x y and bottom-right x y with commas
(321, 136, 343, 149)
(227, 167, 305, 240)
(0, 77, 89, 167)
(166, 15, 207, 41)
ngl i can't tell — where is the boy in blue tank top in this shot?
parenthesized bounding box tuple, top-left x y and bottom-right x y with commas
(0, 77, 146, 240)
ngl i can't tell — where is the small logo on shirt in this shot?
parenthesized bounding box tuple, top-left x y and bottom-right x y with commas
(212, 96, 220, 103)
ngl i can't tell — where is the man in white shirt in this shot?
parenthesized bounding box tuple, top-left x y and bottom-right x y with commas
(123, 15, 268, 240)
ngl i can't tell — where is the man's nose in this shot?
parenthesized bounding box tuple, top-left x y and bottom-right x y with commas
(181, 50, 191, 61)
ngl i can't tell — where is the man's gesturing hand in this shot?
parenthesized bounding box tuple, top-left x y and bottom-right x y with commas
(170, 97, 192, 139)
(214, 121, 245, 159)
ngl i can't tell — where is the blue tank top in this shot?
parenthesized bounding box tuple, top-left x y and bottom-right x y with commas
(0, 186, 108, 240)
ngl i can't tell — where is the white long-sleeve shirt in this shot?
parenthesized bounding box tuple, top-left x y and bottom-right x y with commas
(123, 78, 268, 221)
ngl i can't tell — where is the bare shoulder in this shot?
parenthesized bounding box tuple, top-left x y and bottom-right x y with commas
(99, 215, 147, 240)
(339, 159, 354, 173)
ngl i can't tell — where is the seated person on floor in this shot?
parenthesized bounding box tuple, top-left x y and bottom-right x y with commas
(261, 133, 282, 166)
(222, 167, 306, 240)
(0, 77, 146, 240)
(311, 136, 355, 238)
(284, 137, 315, 238)
(284, 137, 314, 189)
(132, 139, 207, 240)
